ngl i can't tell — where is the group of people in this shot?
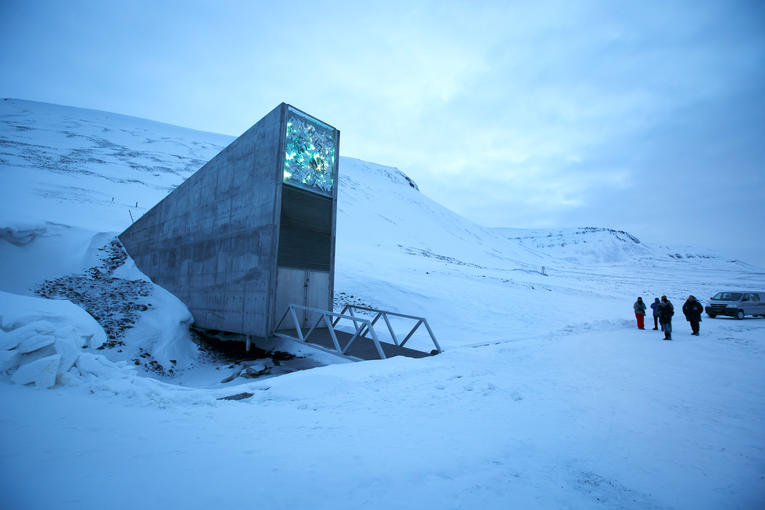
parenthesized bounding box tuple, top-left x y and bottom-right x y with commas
(633, 295, 703, 340)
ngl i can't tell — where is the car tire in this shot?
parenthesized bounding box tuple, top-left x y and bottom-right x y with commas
(736, 309, 745, 320)
(707, 313, 716, 318)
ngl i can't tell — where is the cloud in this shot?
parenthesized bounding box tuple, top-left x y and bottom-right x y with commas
(1, 0, 763, 263)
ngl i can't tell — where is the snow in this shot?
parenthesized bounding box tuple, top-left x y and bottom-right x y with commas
(119, 284, 197, 369)
(2, 322, 764, 508)
(0, 290, 122, 389)
(10, 354, 61, 388)
(1, 98, 765, 508)
(0, 291, 106, 347)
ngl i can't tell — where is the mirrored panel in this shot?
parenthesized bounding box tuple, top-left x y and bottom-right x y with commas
(283, 107, 337, 196)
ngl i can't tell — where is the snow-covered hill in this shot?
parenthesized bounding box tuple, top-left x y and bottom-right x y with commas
(1, 98, 764, 509)
(493, 226, 750, 266)
(0, 98, 231, 231)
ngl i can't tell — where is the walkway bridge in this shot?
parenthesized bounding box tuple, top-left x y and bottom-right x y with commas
(272, 304, 442, 361)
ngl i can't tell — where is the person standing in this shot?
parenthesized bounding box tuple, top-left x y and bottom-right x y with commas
(633, 297, 647, 329)
(650, 297, 661, 330)
(682, 295, 703, 336)
(659, 295, 674, 340)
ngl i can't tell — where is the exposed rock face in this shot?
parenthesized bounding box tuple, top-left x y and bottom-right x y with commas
(35, 239, 152, 348)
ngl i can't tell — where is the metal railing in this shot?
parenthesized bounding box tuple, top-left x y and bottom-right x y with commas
(273, 304, 442, 360)
(334, 304, 442, 354)
(274, 304, 388, 359)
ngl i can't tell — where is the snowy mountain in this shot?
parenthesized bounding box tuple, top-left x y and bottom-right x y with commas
(2, 98, 764, 509)
(493, 226, 749, 266)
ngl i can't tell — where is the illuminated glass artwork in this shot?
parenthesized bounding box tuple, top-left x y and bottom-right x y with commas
(283, 107, 337, 195)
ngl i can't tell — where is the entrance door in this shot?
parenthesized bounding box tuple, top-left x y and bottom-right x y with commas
(274, 267, 330, 330)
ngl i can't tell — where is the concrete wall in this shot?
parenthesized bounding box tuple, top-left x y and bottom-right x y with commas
(120, 104, 285, 337)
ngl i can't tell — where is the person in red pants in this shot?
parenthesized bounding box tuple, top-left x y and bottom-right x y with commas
(633, 297, 647, 329)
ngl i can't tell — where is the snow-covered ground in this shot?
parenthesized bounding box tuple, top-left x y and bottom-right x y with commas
(1, 98, 764, 509)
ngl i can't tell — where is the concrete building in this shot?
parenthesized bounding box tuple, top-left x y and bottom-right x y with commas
(119, 103, 339, 338)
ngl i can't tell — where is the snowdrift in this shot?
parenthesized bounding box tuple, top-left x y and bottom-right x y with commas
(0, 291, 111, 387)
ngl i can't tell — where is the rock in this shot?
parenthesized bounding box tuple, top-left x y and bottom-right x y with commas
(217, 392, 254, 401)
(243, 360, 273, 378)
(11, 354, 62, 388)
(220, 368, 243, 383)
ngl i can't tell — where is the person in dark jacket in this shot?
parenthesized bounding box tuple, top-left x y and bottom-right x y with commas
(650, 297, 660, 330)
(682, 295, 703, 336)
(658, 295, 674, 340)
(633, 297, 647, 329)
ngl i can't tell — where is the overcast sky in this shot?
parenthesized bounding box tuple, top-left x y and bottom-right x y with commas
(2, 0, 764, 265)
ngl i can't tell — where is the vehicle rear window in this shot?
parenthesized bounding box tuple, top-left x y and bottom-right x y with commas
(712, 292, 742, 301)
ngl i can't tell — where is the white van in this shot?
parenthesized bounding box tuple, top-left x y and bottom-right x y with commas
(705, 291, 765, 319)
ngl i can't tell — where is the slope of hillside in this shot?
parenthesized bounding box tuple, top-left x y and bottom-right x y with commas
(1, 99, 764, 510)
(0, 98, 232, 231)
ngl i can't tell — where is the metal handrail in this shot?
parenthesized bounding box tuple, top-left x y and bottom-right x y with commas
(274, 304, 387, 359)
(333, 304, 442, 354)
